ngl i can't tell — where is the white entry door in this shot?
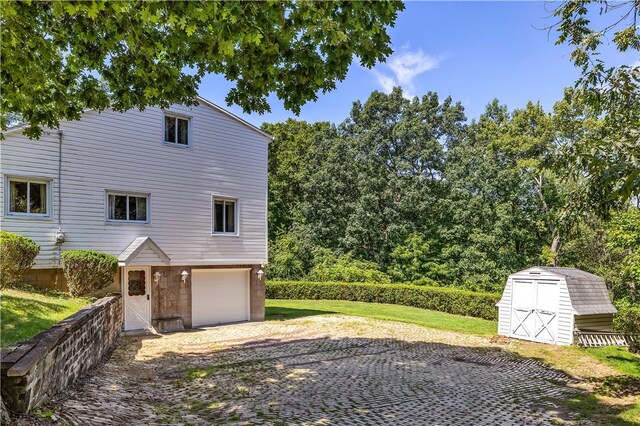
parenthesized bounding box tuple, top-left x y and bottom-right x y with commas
(191, 269, 250, 327)
(123, 266, 151, 331)
(510, 279, 559, 344)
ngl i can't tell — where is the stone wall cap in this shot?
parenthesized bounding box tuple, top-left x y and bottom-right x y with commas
(3, 295, 122, 377)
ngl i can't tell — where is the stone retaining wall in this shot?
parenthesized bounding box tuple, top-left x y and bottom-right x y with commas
(1, 295, 122, 413)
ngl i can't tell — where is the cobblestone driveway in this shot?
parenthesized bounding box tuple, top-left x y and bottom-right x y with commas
(49, 316, 579, 425)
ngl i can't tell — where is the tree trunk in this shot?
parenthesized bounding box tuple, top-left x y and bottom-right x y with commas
(549, 235, 562, 267)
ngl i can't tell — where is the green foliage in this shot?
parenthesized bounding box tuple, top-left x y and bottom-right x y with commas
(60, 250, 118, 297)
(265, 88, 637, 293)
(0, 231, 40, 289)
(1, 0, 403, 137)
(262, 120, 335, 243)
(552, 2, 640, 213)
(266, 281, 500, 320)
(614, 300, 640, 353)
(268, 227, 315, 280)
(388, 233, 451, 283)
(605, 208, 640, 301)
(307, 254, 391, 283)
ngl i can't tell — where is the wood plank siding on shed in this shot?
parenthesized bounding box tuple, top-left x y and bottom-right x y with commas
(0, 102, 269, 268)
(574, 314, 614, 332)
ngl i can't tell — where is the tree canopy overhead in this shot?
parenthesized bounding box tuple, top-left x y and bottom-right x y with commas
(551, 0, 640, 215)
(1, 0, 403, 137)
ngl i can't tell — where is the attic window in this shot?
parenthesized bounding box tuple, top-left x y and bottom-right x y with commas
(164, 114, 191, 146)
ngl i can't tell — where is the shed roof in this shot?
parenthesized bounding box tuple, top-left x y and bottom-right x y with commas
(118, 237, 170, 266)
(508, 267, 617, 315)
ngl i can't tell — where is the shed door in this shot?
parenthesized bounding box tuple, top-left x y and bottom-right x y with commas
(510, 279, 559, 344)
(191, 269, 250, 327)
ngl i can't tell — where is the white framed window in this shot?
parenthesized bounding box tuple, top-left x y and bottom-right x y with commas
(106, 191, 149, 223)
(212, 196, 238, 235)
(5, 176, 51, 218)
(163, 113, 191, 147)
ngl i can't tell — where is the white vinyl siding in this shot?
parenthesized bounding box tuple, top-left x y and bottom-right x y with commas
(0, 102, 268, 268)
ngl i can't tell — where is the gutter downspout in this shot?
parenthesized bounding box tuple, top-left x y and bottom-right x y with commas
(55, 130, 64, 264)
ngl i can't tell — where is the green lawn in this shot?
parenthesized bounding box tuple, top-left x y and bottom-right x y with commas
(0, 288, 90, 347)
(265, 298, 497, 335)
(586, 346, 640, 378)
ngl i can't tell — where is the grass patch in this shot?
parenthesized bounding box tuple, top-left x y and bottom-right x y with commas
(0, 287, 90, 347)
(585, 347, 640, 378)
(265, 299, 497, 335)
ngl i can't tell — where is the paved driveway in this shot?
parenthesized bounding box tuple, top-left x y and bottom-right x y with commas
(49, 316, 578, 425)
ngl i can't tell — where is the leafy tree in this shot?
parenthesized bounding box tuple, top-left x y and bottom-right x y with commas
(262, 120, 334, 243)
(268, 226, 315, 280)
(388, 232, 451, 283)
(605, 207, 640, 301)
(551, 1, 640, 213)
(338, 88, 465, 266)
(307, 253, 391, 283)
(301, 131, 359, 251)
(1, 0, 403, 137)
(442, 101, 563, 285)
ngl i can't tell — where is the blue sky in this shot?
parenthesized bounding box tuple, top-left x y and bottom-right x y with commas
(199, 2, 638, 127)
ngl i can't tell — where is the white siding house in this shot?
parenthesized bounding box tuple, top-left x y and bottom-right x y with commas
(496, 267, 617, 345)
(1, 97, 270, 331)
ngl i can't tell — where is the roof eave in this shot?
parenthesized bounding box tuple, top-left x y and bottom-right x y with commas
(195, 96, 273, 142)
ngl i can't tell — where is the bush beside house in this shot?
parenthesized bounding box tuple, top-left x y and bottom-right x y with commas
(0, 231, 40, 289)
(267, 280, 501, 320)
(61, 250, 118, 297)
(614, 301, 640, 353)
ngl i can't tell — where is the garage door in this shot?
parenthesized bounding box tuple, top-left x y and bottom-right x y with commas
(191, 269, 250, 327)
(510, 279, 559, 344)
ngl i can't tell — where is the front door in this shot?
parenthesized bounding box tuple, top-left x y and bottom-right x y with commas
(123, 266, 151, 331)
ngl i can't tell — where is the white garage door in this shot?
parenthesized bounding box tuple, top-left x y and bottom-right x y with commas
(191, 269, 250, 327)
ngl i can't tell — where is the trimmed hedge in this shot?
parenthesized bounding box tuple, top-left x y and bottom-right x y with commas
(0, 231, 40, 289)
(61, 250, 118, 296)
(266, 281, 501, 320)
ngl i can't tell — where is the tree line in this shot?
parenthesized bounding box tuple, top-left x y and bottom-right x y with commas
(263, 87, 639, 303)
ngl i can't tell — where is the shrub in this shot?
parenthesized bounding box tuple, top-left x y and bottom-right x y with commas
(307, 254, 391, 283)
(266, 281, 501, 320)
(0, 231, 40, 289)
(614, 300, 640, 353)
(61, 250, 118, 296)
(409, 277, 441, 287)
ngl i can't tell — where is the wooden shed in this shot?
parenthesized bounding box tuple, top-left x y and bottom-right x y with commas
(496, 267, 617, 345)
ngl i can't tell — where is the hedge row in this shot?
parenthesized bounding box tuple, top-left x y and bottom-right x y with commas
(266, 281, 501, 321)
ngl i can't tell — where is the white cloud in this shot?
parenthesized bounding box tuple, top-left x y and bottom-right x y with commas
(371, 48, 441, 99)
(371, 70, 396, 94)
